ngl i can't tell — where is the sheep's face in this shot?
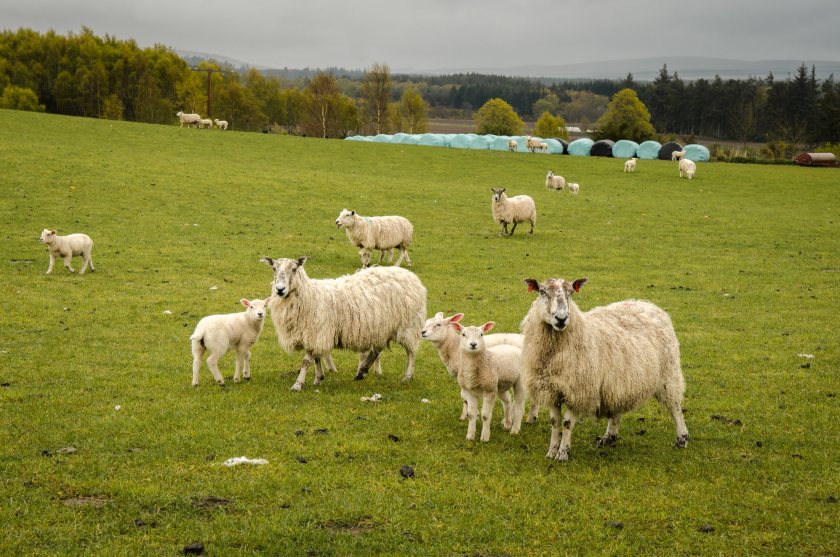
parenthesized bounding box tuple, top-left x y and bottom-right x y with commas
(421, 312, 463, 343)
(335, 209, 356, 228)
(491, 188, 506, 202)
(241, 298, 268, 320)
(452, 322, 494, 353)
(525, 277, 588, 332)
(261, 256, 307, 298)
(39, 229, 56, 243)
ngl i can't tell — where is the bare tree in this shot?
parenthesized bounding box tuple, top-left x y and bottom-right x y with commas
(306, 72, 340, 138)
(361, 63, 392, 134)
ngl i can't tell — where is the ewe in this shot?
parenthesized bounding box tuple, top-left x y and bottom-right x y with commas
(335, 209, 413, 268)
(39, 229, 94, 274)
(490, 188, 536, 237)
(176, 111, 201, 127)
(520, 277, 689, 461)
(545, 170, 566, 191)
(679, 158, 697, 179)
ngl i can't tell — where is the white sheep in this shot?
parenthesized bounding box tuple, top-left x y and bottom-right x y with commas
(214, 119, 229, 130)
(545, 170, 565, 191)
(260, 256, 426, 391)
(176, 111, 201, 128)
(508, 139, 518, 152)
(421, 312, 539, 423)
(679, 158, 696, 179)
(39, 229, 94, 274)
(539, 142, 548, 152)
(491, 188, 536, 237)
(451, 321, 527, 442)
(568, 183, 580, 194)
(526, 136, 543, 153)
(671, 150, 686, 161)
(190, 298, 268, 386)
(335, 209, 413, 268)
(197, 118, 213, 129)
(520, 277, 689, 461)
(624, 158, 637, 172)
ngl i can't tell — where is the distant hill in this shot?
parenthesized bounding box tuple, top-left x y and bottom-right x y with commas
(176, 49, 268, 70)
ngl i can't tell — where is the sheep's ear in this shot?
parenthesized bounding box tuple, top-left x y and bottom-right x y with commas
(572, 278, 588, 293)
(501, 188, 506, 193)
(449, 313, 464, 324)
(481, 322, 495, 333)
(260, 257, 275, 267)
(450, 322, 463, 332)
(264, 298, 271, 305)
(241, 299, 250, 307)
(524, 278, 540, 293)
(434, 311, 444, 319)
(350, 210, 355, 216)
(50, 229, 56, 235)
(295, 256, 308, 268)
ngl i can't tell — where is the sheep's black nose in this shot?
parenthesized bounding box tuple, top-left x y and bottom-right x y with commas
(469, 342, 477, 349)
(276, 287, 286, 296)
(555, 317, 568, 328)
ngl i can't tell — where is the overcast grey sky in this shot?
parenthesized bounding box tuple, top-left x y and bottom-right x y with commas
(2, 0, 839, 71)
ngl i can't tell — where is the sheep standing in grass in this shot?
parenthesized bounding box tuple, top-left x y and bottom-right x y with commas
(176, 111, 201, 128)
(624, 158, 637, 172)
(526, 136, 543, 153)
(214, 119, 229, 130)
(335, 209, 413, 268)
(452, 321, 527, 442)
(679, 158, 697, 179)
(508, 139, 518, 152)
(39, 229, 94, 274)
(671, 150, 686, 161)
(521, 277, 689, 461)
(198, 118, 213, 129)
(421, 312, 539, 422)
(491, 188, 536, 237)
(545, 170, 565, 191)
(190, 298, 268, 386)
(260, 256, 426, 391)
(568, 183, 580, 194)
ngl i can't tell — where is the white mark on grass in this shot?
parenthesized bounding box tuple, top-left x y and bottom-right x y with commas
(114, 405, 122, 411)
(162, 310, 172, 315)
(421, 398, 431, 404)
(798, 354, 815, 359)
(222, 456, 268, 467)
(209, 285, 218, 291)
(361, 393, 383, 402)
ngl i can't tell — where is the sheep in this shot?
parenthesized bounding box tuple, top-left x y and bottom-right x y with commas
(39, 229, 94, 274)
(421, 312, 539, 422)
(568, 183, 580, 194)
(508, 139, 518, 152)
(526, 136, 543, 153)
(545, 170, 565, 191)
(451, 321, 527, 442)
(539, 142, 548, 152)
(679, 158, 696, 179)
(490, 188, 536, 237)
(260, 256, 426, 391)
(214, 119, 229, 130)
(335, 209, 413, 268)
(520, 276, 689, 461)
(190, 298, 268, 386)
(198, 118, 213, 129)
(176, 111, 201, 128)
(671, 150, 686, 161)
(624, 158, 637, 172)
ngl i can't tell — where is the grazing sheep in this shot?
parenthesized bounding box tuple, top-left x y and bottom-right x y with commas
(214, 119, 229, 130)
(520, 277, 689, 461)
(421, 312, 539, 422)
(39, 229, 94, 274)
(260, 256, 426, 391)
(508, 139, 518, 152)
(451, 321, 527, 442)
(335, 209, 413, 268)
(545, 170, 566, 191)
(679, 158, 697, 179)
(624, 158, 637, 172)
(198, 118, 213, 129)
(190, 298, 268, 386)
(568, 183, 580, 194)
(176, 111, 201, 128)
(490, 188, 536, 237)
(526, 136, 543, 153)
(671, 150, 686, 161)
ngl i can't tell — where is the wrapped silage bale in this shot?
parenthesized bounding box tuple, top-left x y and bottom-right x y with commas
(373, 134, 394, 143)
(418, 133, 446, 147)
(683, 144, 710, 162)
(658, 141, 683, 160)
(612, 139, 639, 159)
(567, 138, 594, 156)
(637, 140, 662, 159)
(544, 139, 566, 154)
(591, 139, 615, 157)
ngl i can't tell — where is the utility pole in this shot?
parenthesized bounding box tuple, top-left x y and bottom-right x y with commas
(190, 67, 226, 116)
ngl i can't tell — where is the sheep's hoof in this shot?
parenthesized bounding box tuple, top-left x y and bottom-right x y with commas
(526, 417, 538, 424)
(674, 434, 689, 449)
(290, 383, 302, 392)
(216, 382, 225, 387)
(554, 450, 570, 462)
(400, 375, 412, 384)
(192, 383, 199, 388)
(234, 377, 241, 384)
(598, 434, 618, 448)
(244, 376, 251, 381)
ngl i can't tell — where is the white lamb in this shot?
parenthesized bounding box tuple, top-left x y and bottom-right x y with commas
(214, 119, 229, 130)
(39, 229, 94, 274)
(508, 139, 518, 152)
(671, 150, 686, 161)
(491, 188, 536, 237)
(176, 111, 201, 128)
(679, 158, 696, 179)
(190, 298, 268, 386)
(421, 312, 539, 422)
(624, 158, 637, 172)
(198, 118, 213, 129)
(260, 256, 426, 391)
(520, 277, 689, 461)
(539, 142, 548, 152)
(545, 170, 565, 191)
(451, 321, 527, 442)
(568, 182, 580, 194)
(335, 209, 413, 268)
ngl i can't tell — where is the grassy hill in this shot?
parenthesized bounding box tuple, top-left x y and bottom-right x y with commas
(0, 109, 838, 555)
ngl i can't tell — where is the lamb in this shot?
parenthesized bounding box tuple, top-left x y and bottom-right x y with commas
(39, 229, 94, 274)
(526, 136, 543, 153)
(451, 321, 527, 442)
(545, 170, 565, 191)
(539, 142, 548, 152)
(490, 188, 536, 237)
(176, 111, 201, 128)
(190, 298, 268, 386)
(520, 276, 689, 461)
(214, 119, 229, 130)
(421, 312, 539, 422)
(335, 209, 413, 268)
(508, 139, 518, 152)
(624, 158, 637, 172)
(679, 158, 696, 179)
(198, 118, 213, 129)
(568, 182, 580, 194)
(671, 150, 686, 161)
(260, 256, 426, 391)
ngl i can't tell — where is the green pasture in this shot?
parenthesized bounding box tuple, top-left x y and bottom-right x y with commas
(0, 109, 838, 555)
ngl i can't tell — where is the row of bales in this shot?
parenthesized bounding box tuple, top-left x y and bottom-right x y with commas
(346, 133, 711, 162)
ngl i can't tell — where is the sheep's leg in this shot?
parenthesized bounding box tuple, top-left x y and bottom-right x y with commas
(191, 342, 205, 387)
(205, 352, 225, 386)
(354, 349, 380, 380)
(63, 254, 75, 273)
(46, 253, 55, 274)
(400, 344, 416, 383)
(498, 390, 513, 430)
(480, 391, 497, 442)
(554, 410, 577, 461)
(528, 218, 535, 235)
(509, 222, 518, 236)
(547, 404, 563, 459)
(85, 250, 94, 272)
(233, 351, 243, 383)
(599, 414, 621, 447)
(401, 248, 412, 268)
(526, 401, 540, 423)
(324, 353, 337, 373)
(243, 350, 252, 381)
(378, 250, 386, 264)
(313, 356, 325, 385)
(359, 352, 383, 376)
(498, 222, 508, 237)
(459, 395, 468, 421)
(394, 248, 406, 267)
(291, 352, 314, 391)
(659, 394, 690, 448)
(79, 251, 90, 274)
(463, 388, 479, 441)
(509, 380, 527, 434)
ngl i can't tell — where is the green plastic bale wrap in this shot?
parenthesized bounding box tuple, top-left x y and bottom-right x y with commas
(612, 140, 640, 158)
(637, 140, 662, 160)
(544, 139, 567, 154)
(418, 134, 446, 147)
(568, 138, 594, 156)
(683, 144, 710, 162)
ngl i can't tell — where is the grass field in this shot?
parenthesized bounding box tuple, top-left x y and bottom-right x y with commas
(1, 108, 838, 556)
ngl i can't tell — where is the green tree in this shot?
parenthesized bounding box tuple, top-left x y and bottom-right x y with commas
(474, 98, 524, 135)
(398, 85, 428, 133)
(0, 85, 45, 112)
(101, 93, 124, 120)
(360, 63, 392, 134)
(593, 88, 655, 142)
(304, 72, 340, 138)
(533, 111, 568, 139)
(532, 92, 560, 118)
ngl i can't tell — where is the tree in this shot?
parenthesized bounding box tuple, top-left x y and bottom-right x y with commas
(533, 111, 568, 139)
(474, 98, 524, 135)
(304, 72, 340, 138)
(0, 85, 46, 112)
(532, 92, 560, 118)
(398, 85, 428, 133)
(360, 63, 392, 134)
(593, 88, 655, 142)
(101, 93, 124, 120)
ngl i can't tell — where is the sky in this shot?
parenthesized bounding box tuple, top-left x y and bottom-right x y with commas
(2, 0, 839, 72)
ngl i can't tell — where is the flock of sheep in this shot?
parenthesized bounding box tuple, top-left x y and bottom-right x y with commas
(623, 149, 697, 179)
(39, 163, 690, 462)
(175, 111, 229, 130)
